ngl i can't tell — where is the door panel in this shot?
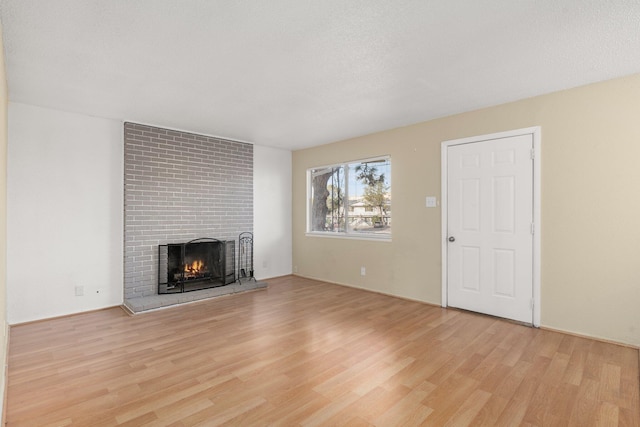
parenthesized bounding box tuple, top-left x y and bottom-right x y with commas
(461, 179, 480, 231)
(461, 246, 480, 291)
(447, 135, 533, 323)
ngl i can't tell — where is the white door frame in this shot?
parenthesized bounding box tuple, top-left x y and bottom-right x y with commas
(441, 127, 541, 327)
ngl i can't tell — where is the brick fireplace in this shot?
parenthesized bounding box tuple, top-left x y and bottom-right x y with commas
(123, 123, 255, 310)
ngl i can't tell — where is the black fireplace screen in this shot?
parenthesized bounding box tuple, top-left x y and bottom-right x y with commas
(158, 238, 235, 294)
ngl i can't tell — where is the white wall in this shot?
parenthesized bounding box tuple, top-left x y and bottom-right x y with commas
(6, 103, 292, 323)
(253, 145, 292, 279)
(7, 103, 123, 324)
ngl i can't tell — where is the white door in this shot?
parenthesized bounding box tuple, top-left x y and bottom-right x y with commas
(446, 134, 533, 323)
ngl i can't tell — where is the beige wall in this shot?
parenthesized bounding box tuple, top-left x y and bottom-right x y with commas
(0, 20, 8, 417)
(293, 73, 640, 347)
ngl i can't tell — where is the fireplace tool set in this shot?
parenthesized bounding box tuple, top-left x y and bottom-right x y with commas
(237, 232, 255, 283)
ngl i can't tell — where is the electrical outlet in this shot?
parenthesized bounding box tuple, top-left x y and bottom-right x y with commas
(75, 286, 84, 296)
(360, 267, 366, 276)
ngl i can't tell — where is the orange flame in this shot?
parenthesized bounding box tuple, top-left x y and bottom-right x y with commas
(185, 260, 204, 273)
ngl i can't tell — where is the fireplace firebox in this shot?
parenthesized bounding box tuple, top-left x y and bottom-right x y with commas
(158, 238, 236, 294)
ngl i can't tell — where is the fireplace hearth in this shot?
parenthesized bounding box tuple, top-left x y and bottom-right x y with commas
(158, 238, 236, 294)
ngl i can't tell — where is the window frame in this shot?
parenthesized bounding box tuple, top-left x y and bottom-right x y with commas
(306, 155, 391, 241)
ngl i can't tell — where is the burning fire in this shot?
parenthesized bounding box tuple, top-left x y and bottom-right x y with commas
(184, 260, 205, 274)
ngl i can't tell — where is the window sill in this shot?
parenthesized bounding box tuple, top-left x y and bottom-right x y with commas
(305, 232, 392, 242)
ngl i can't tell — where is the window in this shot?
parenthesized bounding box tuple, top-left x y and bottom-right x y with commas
(308, 157, 391, 239)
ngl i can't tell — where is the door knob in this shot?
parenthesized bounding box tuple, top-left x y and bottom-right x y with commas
(448, 236, 455, 242)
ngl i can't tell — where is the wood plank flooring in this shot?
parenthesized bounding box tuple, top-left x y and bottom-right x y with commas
(6, 275, 639, 426)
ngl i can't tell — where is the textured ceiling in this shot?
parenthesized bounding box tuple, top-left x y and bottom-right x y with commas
(2, 0, 640, 150)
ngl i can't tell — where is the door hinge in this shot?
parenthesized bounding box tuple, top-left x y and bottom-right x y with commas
(530, 223, 535, 235)
(530, 149, 535, 160)
(530, 298, 534, 310)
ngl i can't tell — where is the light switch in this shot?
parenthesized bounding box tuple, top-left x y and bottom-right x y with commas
(426, 196, 437, 208)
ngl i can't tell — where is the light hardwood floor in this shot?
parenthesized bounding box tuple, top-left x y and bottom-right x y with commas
(6, 275, 639, 426)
